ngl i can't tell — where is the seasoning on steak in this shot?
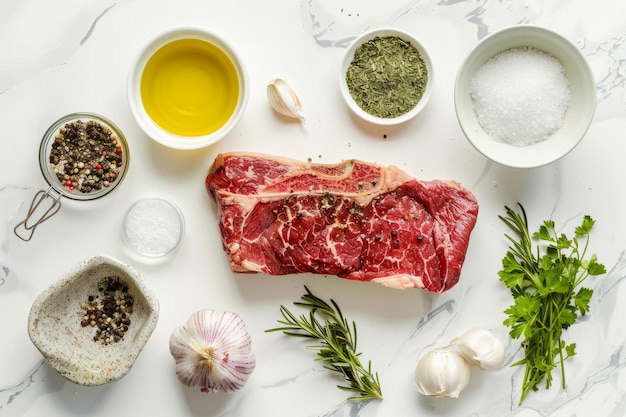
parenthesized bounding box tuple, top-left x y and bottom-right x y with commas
(205, 152, 478, 293)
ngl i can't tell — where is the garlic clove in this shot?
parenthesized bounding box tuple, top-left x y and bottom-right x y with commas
(169, 309, 256, 393)
(450, 327, 505, 371)
(267, 78, 305, 122)
(414, 348, 471, 398)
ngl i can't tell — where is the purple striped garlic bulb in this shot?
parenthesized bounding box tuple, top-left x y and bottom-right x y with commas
(169, 309, 256, 393)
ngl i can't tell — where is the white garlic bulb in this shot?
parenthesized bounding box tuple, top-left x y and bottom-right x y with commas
(450, 328, 505, 371)
(267, 78, 305, 122)
(169, 309, 256, 393)
(414, 348, 471, 398)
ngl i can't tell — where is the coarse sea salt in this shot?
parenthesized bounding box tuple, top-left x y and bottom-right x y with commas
(122, 197, 184, 257)
(469, 46, 571, 146)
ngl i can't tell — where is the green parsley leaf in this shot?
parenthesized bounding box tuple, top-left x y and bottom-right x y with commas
(575, 215, 595, 236)
(498, 204, 605, 405)
(574, 287, 593, 315)
(565, 343, 577, 357)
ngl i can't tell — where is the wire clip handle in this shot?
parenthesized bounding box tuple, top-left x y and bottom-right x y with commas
(14, 186, 62, 242)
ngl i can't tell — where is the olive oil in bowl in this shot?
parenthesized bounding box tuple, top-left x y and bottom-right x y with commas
(128, 27, 248, 149)
(140, 38, 240, 137)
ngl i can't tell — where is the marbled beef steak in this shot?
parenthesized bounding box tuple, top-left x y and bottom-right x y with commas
(205, 152, 478, 292)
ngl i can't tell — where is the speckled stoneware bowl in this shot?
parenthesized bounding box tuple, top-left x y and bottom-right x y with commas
(28, 254, 159, 386)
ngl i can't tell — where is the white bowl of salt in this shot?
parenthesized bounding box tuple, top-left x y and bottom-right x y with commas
(122, 196, 185, 258)
(454, 25, 596, 168)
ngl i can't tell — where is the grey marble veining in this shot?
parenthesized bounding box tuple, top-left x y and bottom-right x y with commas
(0, 361, 45, 413)
(2, 0, 626, 415)
(0, 0, 121, 94)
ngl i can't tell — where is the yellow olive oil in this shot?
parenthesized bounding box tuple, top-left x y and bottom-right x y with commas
(140, 38, 239, 137)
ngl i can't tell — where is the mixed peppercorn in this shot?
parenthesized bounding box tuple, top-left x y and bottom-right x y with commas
(80, 276, 134, 345)
(49, 120, 124, 193)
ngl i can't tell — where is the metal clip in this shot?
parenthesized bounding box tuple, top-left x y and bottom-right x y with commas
(14, 186, 62, 242)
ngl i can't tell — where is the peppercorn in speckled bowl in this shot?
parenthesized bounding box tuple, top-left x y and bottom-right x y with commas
(28, 254, 159, 386)
(339, 27, 434, 126)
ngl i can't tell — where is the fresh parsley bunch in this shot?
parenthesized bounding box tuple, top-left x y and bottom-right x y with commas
(498, 204, 606, 404)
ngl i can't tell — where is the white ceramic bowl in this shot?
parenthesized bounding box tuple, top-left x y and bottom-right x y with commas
(454, 25, 596, 168)
(128, 26, 249, 150)
(28, 254, 159, 386)
(340, 27, 434, 126)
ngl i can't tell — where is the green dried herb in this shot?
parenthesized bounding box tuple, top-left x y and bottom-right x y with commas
(346, 35, 427, 118)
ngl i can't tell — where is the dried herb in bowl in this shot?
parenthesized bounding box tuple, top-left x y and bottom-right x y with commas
(345, 35, 428, 119)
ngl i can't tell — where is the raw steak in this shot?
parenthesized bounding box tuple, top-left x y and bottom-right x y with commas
(205, 152, 478, 292)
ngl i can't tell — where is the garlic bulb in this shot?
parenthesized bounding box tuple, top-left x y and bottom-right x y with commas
(451, 328, 505, 371)
(267, 78, 305, 122)
(414, 348, 471, 398)
(169, 309, 256, 393)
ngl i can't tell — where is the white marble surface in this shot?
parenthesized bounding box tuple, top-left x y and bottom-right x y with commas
(2, 0, 626, 416)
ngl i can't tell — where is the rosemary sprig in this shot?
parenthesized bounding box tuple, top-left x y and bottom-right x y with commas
(498, 204, 605, 404)
(266, 286, 383, 401)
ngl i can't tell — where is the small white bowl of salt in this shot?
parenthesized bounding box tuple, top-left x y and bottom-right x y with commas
(122, 196, 185, 258)
(454, 25, 595, 168)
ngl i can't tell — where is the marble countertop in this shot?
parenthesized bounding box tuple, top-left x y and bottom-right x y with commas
(2, 0, 626, 416)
